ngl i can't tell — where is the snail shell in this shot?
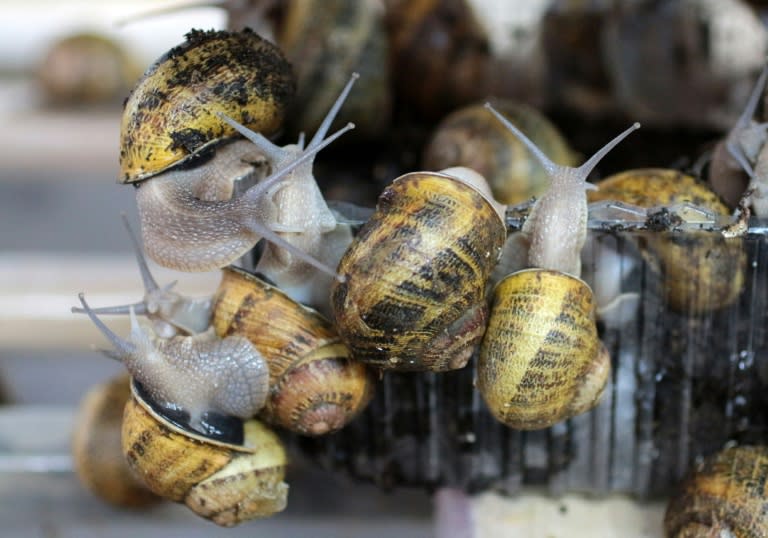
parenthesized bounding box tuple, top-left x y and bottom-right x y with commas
(386, 0, 492, 121)
(37, 32, 141, 107)
(423, 100, 578, 205)
(588, 169, 746, 314)
(122, 380, 289, 526)
(119, 28, 294, 184)
(212, 266, 375, 436)
(71, 374, 160, 508)
(331, 167, 506, 372)
(664, 445, 768, 537)
(477, 269, 610, 430)
(277, 0, 391, 138)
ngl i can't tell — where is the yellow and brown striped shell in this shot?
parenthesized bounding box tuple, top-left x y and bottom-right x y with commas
(71, 374, 160, 508)
(331, 170, 507, 372)
(212, 266, 375, 436)
(423, 100, 578, 205)
(588, 168, 745, 314)
(122, 380, 288, 527)
(119, 29, 295, 184)
(664, 445, 768, 537)
(477, 269, 610, 430)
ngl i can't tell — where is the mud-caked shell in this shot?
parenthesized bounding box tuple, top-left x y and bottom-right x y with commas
(71, 374, 160, 508)
(478, 269, 611, 430)
(331, 171, 506, 372)
(588, 168, 745, 314)
(664, 445, 768, 537)
(423, 100, 577, 205)
(119, 29, 295, 183)
(122, 381, 288, 527)
(212, 266, 375, 436)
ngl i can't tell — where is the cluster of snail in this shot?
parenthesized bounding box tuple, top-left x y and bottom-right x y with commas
(65, 16, 768, 532)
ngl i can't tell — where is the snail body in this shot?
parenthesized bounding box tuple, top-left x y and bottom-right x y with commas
(664, 445, 768, 537)
(123, 380, 288, 526)
(212, 266, 375, 436)
(124, 29, 357, 286)
(71, 374, 160, 508)
(76, 294, 269, 436)
(708, 65, 768, 209)
(588, 169, 746, 314)
(422, 100, 577, 205)
(477, 105, 638, 429)
(331, 166, 507, 372)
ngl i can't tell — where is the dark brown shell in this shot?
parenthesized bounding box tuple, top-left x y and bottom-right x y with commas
(664, 445, 768, 537)
(588, 169, 746, 314)
(212, 266, 375, 436)
(386, 0, 491, 121)
(278, 0, 391, 137)
(331, 171, 506, 371)
(119, 29, 295, 183)
(71, 374, 160, 508)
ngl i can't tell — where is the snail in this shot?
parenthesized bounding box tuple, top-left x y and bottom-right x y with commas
(71, 374, 160, 508)
(77, 219, 373, 435)
(587, 169, 746, 314)
(331, 166, 507, 372)
(229, 0, 392, 138)
(212, 266, 375, 435)
(36, 31, 141, 107)
(215, 73, 359, 310)
(385, 0, 492, 121)
(122, 378, 289, 526)
(600, 0, 768, 131)
(122, 29, 357, 285)
(71, 215, 213, 339)
(664, 444, 768, 537)
(75, 293, 269, 436)
(476, 104, 639, 430)
(708, 64, 768, 209)
(422, 100, 578, 205)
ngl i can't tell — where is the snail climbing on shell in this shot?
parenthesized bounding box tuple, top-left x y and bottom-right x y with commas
(75, 292, 270, 436)
(664, 444, 768, 537)
(121, 29, 357, 302)
(76, 217, 373, 437)
(476, 103, 639, 430)
(122, 378, 289, 526)
(330, 166, 507, 372)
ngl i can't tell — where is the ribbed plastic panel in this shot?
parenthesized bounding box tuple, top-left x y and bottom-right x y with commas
(296, 223, 768, 499)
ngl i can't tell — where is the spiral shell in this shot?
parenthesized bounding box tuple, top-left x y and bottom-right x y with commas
(212, 266, 375, 436)
(331, 169, 506, 372)
(71, 374, 160, 508)
(277, 0, 391, 137)
(119, 29, 295, 184)
(664, 445, 768, 537)
(122, 380, 288, 526)
(588, 168, 746, 313)
(423, 100, 577, 205)
(477, 269, 610, 430)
